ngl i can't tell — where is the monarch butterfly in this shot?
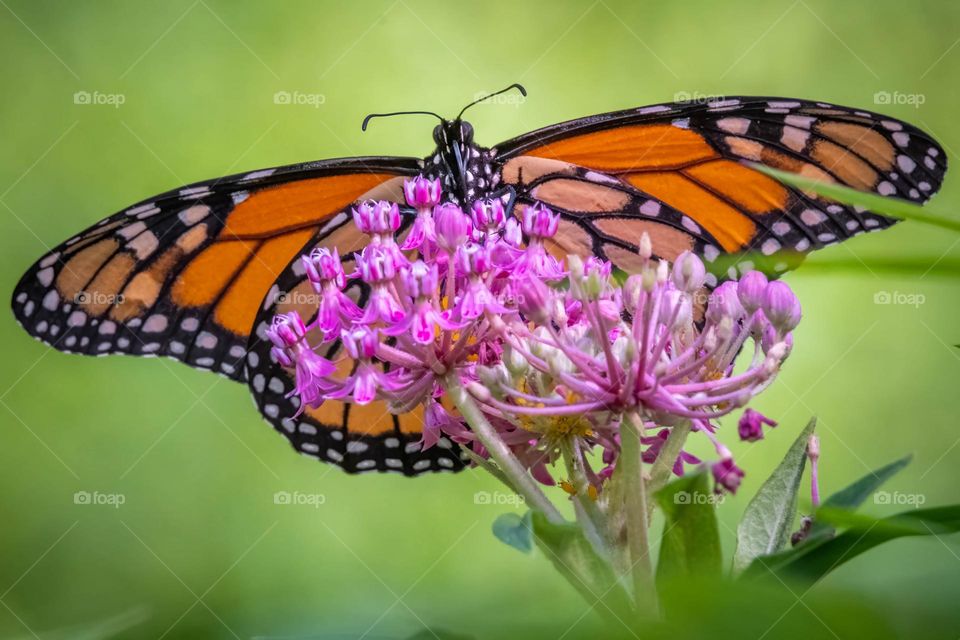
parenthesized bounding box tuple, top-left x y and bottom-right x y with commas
(11, 85, 947, 474)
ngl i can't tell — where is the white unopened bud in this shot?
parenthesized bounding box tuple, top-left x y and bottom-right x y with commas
(624, 275, 643, 310)
(657, 259, 669, 284)
(639, 232, 652, 260)
(504, 343, 529, 377)
(547, 351, 575, 377)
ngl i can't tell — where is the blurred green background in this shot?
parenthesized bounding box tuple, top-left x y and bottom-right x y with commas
(2, 1, 960, 638)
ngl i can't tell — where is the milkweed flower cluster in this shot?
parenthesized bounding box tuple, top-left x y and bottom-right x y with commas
(266, 175, 801, 495)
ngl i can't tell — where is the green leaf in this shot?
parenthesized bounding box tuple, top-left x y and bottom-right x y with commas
(753, 165, 960, 234)
(732, 417, 816, 573)
(806, 455, 912, 540)
(491, 511, 533, 553)
(530, 511, 634, 617)
(654, 470, 723, 585)
(741, 505, 960, 586)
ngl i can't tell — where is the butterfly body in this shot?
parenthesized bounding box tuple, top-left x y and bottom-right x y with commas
(12, 94, 947, 475)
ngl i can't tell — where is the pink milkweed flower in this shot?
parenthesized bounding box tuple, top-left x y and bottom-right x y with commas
(352, 200, 401, 237)
(355, 245, 405, 325)
(738, 408, 777, 442)
(671, 250, 707, 292)
(326, 327, 403, 405)
(385, 261, 461, 344)
(403, 175, 442, 211)
(515, 203, 564, 279)
(301, 248, 361, 337)
(401, 176, 442, 252)
(521, 202, 560, 239)
(421, 400, 473, 450)
(265, 312, 335, 411)
(468, 233, 797, 488)
(454, 243, 511, 320)
(471, 198, 507, 236)
(763, 280, 802, 334)
(434, 202, 472, 253)
(713, 455, 745, 493)
(303, 247, 346, 290)
(737, 270, 768, 313)
(642, 428, 701, 475)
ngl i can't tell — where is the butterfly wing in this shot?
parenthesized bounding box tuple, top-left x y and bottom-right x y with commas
(492, 96, 946, 276)
(11, 157, 419, 380)
(243, 215, 467, 475)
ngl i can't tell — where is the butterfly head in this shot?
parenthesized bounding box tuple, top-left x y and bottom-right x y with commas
(432, 119, 474, 149)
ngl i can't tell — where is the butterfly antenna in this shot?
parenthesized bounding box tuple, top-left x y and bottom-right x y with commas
(361, 110, 444, 132)
(457, 83, 527, 120)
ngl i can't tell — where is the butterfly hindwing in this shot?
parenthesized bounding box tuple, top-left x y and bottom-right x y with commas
(11, 158, 418, 380)
(494, 96, 946, 275)
(243, 216, 468, 475)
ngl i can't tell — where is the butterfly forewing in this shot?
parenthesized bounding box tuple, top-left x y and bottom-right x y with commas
(494, 96, 946, 277)
(11, 157, 418, 380)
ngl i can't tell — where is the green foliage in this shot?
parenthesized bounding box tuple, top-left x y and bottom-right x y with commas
(530, 512, 635, 619)
(491, 511, 533, 553)
(733, 418, 816, 572)
(653, 471, 723, 586)
(742, 506, 960, 586)
(807, 455, 912, 540)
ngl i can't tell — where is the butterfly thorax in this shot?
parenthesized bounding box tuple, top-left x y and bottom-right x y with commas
(425, 119, 497, 205)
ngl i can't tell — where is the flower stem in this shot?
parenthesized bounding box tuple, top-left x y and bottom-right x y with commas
(444, 375, 565, 524)
(619, 412, 658, 615)
(560, 438, 610, 556)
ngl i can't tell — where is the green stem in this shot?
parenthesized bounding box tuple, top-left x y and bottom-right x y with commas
(619, 412, 657, 615)
(648, 420, 693, 493)
(444, 376, 565, 524)
(560, 437, 610, 556)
